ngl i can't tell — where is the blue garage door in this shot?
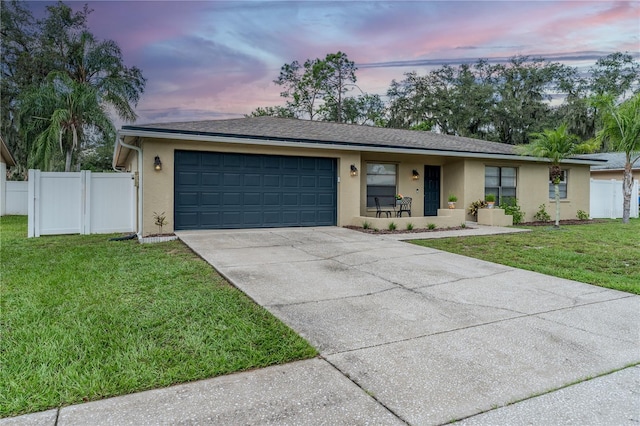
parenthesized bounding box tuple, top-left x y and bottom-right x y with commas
(174, 151, 337, 230)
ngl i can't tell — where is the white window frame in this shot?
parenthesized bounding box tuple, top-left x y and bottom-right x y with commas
(549, 169, 568, 199)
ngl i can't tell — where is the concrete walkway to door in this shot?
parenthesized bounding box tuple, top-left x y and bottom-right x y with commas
(176, 226, 639, 425)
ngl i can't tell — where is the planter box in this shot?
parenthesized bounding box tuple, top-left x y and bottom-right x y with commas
(139, 235, 178, 244)
(477, 208, 513, 226)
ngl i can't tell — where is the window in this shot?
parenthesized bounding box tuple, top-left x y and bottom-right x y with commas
(485, 166, 517, 205)
(366, 163, 396, 207)
(549, 170, 567, 199)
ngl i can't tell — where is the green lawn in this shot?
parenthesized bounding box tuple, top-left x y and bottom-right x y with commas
(412, 218, 640, 295)
(0, 216, 316, 418)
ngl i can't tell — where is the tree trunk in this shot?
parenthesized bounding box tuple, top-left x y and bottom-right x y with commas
(622, 161, 632, 224)
(554, 182, 560, 229)
(64, 149, 72, 172)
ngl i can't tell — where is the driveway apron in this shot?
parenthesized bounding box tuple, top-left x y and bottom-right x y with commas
(178, 227, 640, 425)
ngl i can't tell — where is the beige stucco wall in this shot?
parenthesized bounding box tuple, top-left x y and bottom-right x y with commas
(457, 159, 591, 222)
(126, 137, 593, 234)
(137, 137, 362, 236)
(590, 170, 632, 181)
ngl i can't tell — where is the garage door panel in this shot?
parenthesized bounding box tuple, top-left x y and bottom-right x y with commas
(301, 176, 317, 187)
(177, 171, 199, 186)
(282, 211, 300, 224)
(224, 173, 241, 186)
(317, 210, 335, 224)
(242, 211, 262, 225)
(201, 172, 220, 186)
(243, 193, 261, 206)
(175, 212, 198, 227)
(175, 151, 336, 230)
(223, 193, 241, 206)
(282, 157, 299, 169)
(243, 174, 261, 186)
(283, 175, 299, 187)
(177, 192, 198, 206)
(264, 175, 280, 186)
(263, 211, 281, 224)
(282, 193, 299, 205)
(201, 153, 221, 167)
(300, 193, 317, 205)
(264, 193, 280, 205)
(224, 154, 242, 167)
(201, 192, 220, 206)
(318, 175, 333, 188)
(244, 156, 262, 168)
(317, 193, 334, 205)
(200, 212, 221, 227)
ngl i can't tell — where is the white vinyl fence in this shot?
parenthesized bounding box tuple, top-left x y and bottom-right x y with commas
(28, 170, 135, 237)
(590, 178, 639, 219)
(5, 181, 28, 215)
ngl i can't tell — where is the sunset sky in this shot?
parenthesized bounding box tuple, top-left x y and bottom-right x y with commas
(27, 1, 639, 127)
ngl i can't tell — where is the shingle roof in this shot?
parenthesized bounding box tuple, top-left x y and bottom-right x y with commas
(579, 152, 639, 170)
(123, 116, 519, 156)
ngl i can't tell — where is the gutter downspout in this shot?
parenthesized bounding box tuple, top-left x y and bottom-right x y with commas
(113, 134, 143, 238)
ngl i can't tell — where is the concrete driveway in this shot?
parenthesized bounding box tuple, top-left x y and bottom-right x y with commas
(175, 226, 640, 425)
(4, 226, 638, 426)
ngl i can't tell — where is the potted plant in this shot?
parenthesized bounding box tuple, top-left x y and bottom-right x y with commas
(447, 194, 458, 209)
(485, 193, 496, 209)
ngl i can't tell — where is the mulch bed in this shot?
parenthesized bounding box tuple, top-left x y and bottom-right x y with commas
(518, 219, 604, 226)
(344, 225, 469, 234)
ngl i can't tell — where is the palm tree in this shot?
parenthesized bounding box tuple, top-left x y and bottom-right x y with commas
(19, 72, 114, 171)
(518, 124, 597, 228)
(595, 94, 640, 224)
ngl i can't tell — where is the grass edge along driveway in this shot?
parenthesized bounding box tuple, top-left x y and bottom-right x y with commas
(412, 218, 640, 295)
(0, 216, 317, 418)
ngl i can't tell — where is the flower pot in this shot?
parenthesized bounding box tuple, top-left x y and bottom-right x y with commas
(448, 202, 456, 209)
(487, 201, 495, 209)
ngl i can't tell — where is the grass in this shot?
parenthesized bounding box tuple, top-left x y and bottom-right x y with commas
(0, 216, 317, 418)
(412, 219, 640, 295)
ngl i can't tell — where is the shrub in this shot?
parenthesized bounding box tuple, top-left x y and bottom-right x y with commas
(468, 199, 488, 218)
(427, 223, 436, 230)
(499, 197, 525, 225)
(448, 194, 458, 202)
(388, 222, 397, 231)
(406, 223, 414, 231)
(576, 210, 589, 220)
(485, 193, 496, 202)
(534, 204, 551, 222)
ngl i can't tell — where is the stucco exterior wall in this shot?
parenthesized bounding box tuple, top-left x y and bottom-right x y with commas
(591, 170, 630, 181)
(124, 136, 593, 234)
(138, 137, 362, 235)
(459, 159, 591, 222)
(441, 160, 465, 210)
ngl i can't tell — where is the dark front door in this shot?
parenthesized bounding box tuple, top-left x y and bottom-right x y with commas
(174, 151, 337, 230)
(423, 165, 440, 216)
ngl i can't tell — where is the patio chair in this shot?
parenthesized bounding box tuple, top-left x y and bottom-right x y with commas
(396, 197, 412, 217)
(375, 197, 392, 218)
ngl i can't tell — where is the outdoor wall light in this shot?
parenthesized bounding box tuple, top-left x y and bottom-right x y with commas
(154, 155, 162, 171)
(412, 169, 420, 180)
(350, 164, 358, 176)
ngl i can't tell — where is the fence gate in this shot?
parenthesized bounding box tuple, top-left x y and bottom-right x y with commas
(28, 170, 135, 237)
(589, 178, 639, 219)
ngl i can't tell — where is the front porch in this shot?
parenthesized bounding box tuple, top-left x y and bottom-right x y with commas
(350, 207, 513, 229)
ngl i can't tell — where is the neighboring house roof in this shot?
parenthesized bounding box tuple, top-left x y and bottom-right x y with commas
(117, 117, 599, 165)
(1, 136, 16, 167)
(580, 152, 640, 171)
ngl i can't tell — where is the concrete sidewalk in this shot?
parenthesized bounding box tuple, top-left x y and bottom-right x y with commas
(3, 226, 639, 425)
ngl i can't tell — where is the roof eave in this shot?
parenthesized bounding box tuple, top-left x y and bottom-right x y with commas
(115, 128, 599, 166)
